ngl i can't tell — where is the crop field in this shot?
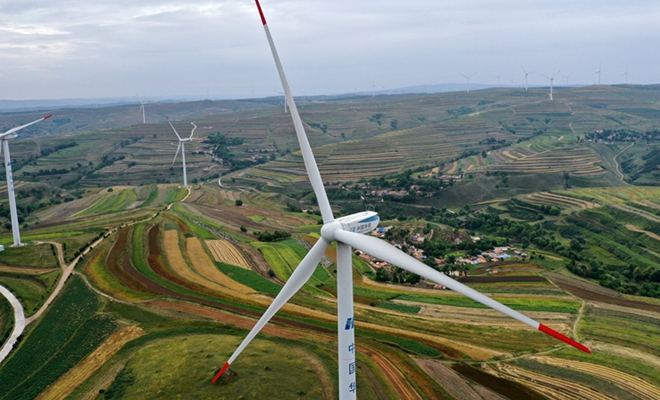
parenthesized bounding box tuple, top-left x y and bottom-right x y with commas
(2, 87, 660, 398)
(252, 240, 330, 296)
(205, 239, 251, 268)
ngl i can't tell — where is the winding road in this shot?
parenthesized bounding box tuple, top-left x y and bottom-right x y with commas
(0, 284, 25, 365)
(613, 142, 634, 182)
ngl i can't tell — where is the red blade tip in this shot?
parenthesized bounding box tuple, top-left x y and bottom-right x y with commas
(212, 362, 230, 383)
(539, 324, 591, 354)
(44, 114, 53, 120)
(255, 0, 267, 25)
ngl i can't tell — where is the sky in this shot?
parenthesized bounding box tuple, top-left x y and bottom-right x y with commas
(1, 0, 659, 101)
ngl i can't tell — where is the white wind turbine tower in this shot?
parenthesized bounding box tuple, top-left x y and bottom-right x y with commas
(541, 71, 560, 100)
(212, 2, 591, 398)
(167, 118, 196, 188)
(1, 115, 52, 247)
(138, 101, 146, 124)
(593, 63, 602, 85)
(521, 66, 534, 91)
(621, 65, 629, 84)
(460, 72, 476, 93)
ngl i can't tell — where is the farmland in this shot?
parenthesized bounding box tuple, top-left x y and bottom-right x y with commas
(0, 86, 659, 398)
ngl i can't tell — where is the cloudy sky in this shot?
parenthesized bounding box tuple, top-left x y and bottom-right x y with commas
(1, 0, 659, 100)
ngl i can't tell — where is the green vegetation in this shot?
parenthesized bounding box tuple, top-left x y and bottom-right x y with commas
(0, 276, 117, 400)
(104, 335, 332, 399)
(0, 294, 13, 347)
(377, 301, 420, 314)
(0, 270, 60, 316)
(216, 262, 282, 296)
(396, 293, 580, 313)
(74, 189, 137, 216)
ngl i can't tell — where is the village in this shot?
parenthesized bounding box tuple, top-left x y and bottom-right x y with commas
(357, 225, 529, 288)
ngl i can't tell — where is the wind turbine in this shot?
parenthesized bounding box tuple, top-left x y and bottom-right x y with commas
(167, 118, 196, 188)
(621, 65, 629, 84)
(593, 63, 602, 85)
(460, 72, 476, 93)
(212, 2, 591, 398)
(138, 101, 146, 124)
(494, 73, 502, 88)
(521, 66, 534, 91)
(541, 71, 560, 100)
(1, 115, 52, 247)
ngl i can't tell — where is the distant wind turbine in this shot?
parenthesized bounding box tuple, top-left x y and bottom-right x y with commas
(1, 115, 52, 246)
(460, 72, 476, 93)
(521, 66, 534, 91)
(621, 65, 629, 84)
(494, 73, 502, 87)
(212, 2, 591, 399)
(563, 74, 571, 86)
(139, 101, 146, 124)
(592, 63, 602, 85)
(167, 118, 196, 188)
(541, 71, 560, 100)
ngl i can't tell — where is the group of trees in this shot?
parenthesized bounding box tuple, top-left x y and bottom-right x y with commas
(252, 230, 291, 242)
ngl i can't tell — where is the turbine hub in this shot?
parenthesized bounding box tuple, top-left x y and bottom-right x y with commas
(320, 220, 342, 242)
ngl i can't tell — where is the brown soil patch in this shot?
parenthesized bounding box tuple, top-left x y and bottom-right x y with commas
(549, 273, 660, 313)
(588, 341, 660, 370)
(146, 300, 313, 341)
(488, 363, 610, 400)
(108, 228, 157, 294)
(625, 224, 660, 241)
(234, 241, 283, 283)
(531, 356, 660, 400)
(187, 237, 253, 293)
(459, 276, 547, 283)
(359, 346, 422, 400)
(36, 326, 145, 400)
(205, 239, 251, 269)
(414, 357, 483, 400)
(0, 266, 57, 275)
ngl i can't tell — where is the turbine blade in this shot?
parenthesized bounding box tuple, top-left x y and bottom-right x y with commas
(213, 237, 330, 382)
(255, 0, 334, 223)
(1, 114, 52, 138)
(166, 117, 183, 140)
(173, 143, 181, 165)
(334, 230, 591, 354)
(189, 122, 197, 139)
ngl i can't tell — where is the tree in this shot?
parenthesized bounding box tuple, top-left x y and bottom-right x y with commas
(235, 199, 243, 206)
(240, 226, 247, 233)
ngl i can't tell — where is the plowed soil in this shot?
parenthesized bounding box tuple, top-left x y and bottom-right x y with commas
(459, 276, 547, 283)
(205, 240, 251, 269)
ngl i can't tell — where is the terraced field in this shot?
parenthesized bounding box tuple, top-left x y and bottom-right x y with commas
(480, 147, 603, 175)
(205, 239, 251, 269)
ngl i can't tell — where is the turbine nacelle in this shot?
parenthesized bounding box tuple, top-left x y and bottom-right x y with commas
(321, 211, 379, 241)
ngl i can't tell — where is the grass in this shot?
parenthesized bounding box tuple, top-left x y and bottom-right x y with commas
(0, 270, 60, 316)
(251, 240, 329, 296)
(396, 293, 581, 313)
(74, 189, 137, 217)
(0, 243, 59, 268)
(377, 301, 420, 314)
(0, 294, 13, 348)
(104, 334, 333, 399)
(216, 262, 282, 296)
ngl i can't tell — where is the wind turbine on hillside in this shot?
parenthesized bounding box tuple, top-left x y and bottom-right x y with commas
(138, 101, 146, 124)
(212, 2, 591, 398)
(541, 71, 560, 100)
(460, 72, 476, 93)
(521, 66, 534, 91)
(593, 63, 602, 85)
(621, 65, 629, 84)
(167, 118, 196, 188)
(1, 115, 52, 247)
